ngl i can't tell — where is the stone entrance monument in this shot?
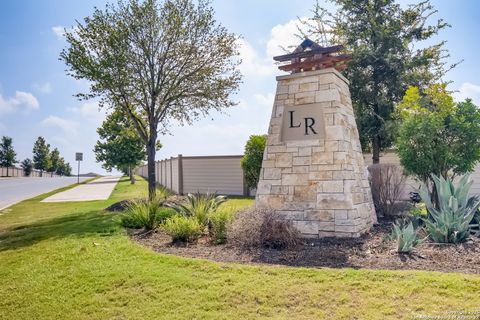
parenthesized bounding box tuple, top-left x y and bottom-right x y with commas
(255, 39, 376, 238)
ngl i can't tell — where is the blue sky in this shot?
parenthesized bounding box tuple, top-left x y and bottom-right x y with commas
(0, 0, 479, 174)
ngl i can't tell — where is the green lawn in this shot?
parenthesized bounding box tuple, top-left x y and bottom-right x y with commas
(0, 177, 479, 319)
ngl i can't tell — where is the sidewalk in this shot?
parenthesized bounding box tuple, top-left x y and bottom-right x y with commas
(42, 176, 121, 203)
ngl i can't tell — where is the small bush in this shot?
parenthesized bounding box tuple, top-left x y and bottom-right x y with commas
(420, 174, 480, 243)
(166, 192, 227, 226)
(390, 219, 423, 253)
(120, 195, 169, 230)
(208, 210, 235, 244)
(162, 216, 203, 243)
(227, 209, 299, 249)
(368, 163, 406, 217)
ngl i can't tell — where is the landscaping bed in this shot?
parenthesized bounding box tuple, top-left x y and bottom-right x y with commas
(131, 217, 480, 274)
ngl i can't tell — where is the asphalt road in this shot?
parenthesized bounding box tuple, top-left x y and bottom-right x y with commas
(0, 177, 90, 210)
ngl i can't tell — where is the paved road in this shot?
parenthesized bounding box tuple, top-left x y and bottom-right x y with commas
(0, 177, 90, 210)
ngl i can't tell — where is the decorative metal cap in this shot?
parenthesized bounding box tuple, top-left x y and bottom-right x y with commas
(273, 38, 351, 74)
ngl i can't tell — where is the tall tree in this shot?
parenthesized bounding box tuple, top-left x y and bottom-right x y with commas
(32, 136, 50, 177)
(47, 148, 61, 177)
(0, 136, 18, 177)
(396, 84, 480, 201)
(61, 0, 241, 199)
(306, 0, 456, 163)
(94, 109, 146, 184)
(21, 158, 33, 177)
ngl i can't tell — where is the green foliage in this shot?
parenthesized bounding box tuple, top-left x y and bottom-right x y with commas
(208, 210, 235, 244)
(420, 174, 480, 243)
(32, 136, 50, 175)
(94, 110, 146, 182)
(61, 0, 241, 199)
(397, 85, 480, 187)
(241, 135, 267, 190)
(0, 136, 17, 169)
(20, 158, 33, 176)
(390, 219, 423, 253)
(166, 192, 227, 227)
(162, 215, 203, 243)
(307, 0, 455, 161)
(121, 191, 170, 230)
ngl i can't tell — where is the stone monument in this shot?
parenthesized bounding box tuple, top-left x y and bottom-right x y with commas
(255, 39, 376, 238)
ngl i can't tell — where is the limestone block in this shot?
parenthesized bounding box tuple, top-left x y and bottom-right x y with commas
(298, 147, 312, 156)
(292, 166, 309, 173)
(294, 186, 316, 202)
(263, 168, 282, 180)
(323, 181, 344, 193)
(294, 220, 319, 235)
(315, 89, 340, 103)
(299, 82, 319, 92)
(275, 153, 292, 167)
(325, 125, 345, 141)
(311, 152, 334, 165)
(293, 156, 311, 166)
(335, 210, 348, 220)
(317, 193, 354, 210)
(305, 210, 334, 221)
(282, 173, 309, 186)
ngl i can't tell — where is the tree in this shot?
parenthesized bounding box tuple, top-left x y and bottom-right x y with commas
(47, 148, 61, 177)
(61, 0, 241, 199)
(32, 136, 50, 177)
(94, 109, 146, 184)
(306, 0, 456, 163)
(241, 135, 266, 191)
(21, 158, 33, 177)
(396, 84, 480, 202)
(0, 136, 18, 177)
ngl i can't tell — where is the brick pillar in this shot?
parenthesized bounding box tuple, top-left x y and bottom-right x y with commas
(255, 68, 376, 238)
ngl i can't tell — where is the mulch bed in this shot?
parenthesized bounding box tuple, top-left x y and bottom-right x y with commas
(130, 217, 480, 274)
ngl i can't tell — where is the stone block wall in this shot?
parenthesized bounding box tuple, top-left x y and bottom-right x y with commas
(255, 68, 376, 238)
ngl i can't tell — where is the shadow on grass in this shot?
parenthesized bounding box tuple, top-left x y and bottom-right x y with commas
(0, 210, 119, 252)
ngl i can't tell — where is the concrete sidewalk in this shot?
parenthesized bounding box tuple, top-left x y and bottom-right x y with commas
(42, 176, 121, 203)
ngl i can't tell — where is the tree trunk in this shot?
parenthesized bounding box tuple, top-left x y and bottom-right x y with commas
(372, 135, 380, 164)
(6, 167, 8, 177)
(129, 166, 136, 184)
(146, 137, 157, 200)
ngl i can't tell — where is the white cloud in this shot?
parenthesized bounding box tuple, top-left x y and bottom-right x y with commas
(454, 82, 480, 106)
(33, 82, 52, 94)
(266, 19, 308, 59)
(67, 102, 107, 125)
(236, 39, 275, 77)
(254, 93, 275, 108)
(52, 25, 66, 40)
(42, 116, 78, 135)
(0, 91, 39, 115)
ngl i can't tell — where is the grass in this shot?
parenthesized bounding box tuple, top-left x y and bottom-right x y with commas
(0, 177, 479, 319)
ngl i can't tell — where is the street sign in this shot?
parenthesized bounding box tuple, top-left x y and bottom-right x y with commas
(75, 152, 83, 183)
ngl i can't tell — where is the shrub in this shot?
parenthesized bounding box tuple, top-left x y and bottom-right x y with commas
(166, 192, 227, 226)
(227, 209, 299, 249)
(390, 219, 423, 253)
(120, 194, 169, 230)
(208, 210, 235, 244)
(162, 216, 203, 243)
(261, 210, 300, 249)
(241, 135, 267, 190)
(420, 174, 480, 243)
(368, 163, 406, 216)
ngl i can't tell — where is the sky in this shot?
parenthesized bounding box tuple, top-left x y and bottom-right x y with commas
(0, 0, 480, 175)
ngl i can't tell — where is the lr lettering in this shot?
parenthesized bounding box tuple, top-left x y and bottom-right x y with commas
(288, 110, 317, 135)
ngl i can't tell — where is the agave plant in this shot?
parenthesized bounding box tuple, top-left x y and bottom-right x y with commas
(166, 192, 227, 227)
(391, 219, 423, 253)
(420, 174, 480, 243)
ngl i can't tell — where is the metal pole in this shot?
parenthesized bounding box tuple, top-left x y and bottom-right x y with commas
(77, 160, 80, 184)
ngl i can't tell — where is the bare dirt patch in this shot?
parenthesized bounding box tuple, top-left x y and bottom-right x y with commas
(130, 218, 480, 274)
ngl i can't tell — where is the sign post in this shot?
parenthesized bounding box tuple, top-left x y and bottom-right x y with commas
(75, 152, 83, 184)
